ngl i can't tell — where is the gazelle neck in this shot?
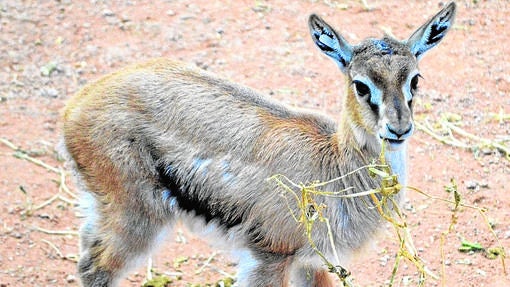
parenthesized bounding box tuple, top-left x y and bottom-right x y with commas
(384, 142, 409, 187)
(339, 111, 409, 187)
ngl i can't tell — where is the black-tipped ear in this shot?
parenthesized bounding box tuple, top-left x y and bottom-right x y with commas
(308, 14, 353, 72)
(407, 2, 456, 60)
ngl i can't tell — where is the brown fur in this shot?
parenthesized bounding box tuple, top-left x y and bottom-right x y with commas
(312, 270, 335, 287)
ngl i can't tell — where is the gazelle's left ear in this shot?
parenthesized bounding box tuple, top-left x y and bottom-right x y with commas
(407, 2, 456, 60)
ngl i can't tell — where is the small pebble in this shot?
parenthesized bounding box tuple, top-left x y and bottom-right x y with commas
(465, 181, 478, 190)
(38, 213, 51, 219)
(476, 269, 486, 277)
(66, 274, 76, 283)
(403, 201, 415, 212)
(402, 275, 412, 285)
(481, 148, 492, 155)
(40, 88, 59, 98)
(379, 254, 390, 266)
(102, 9, 115, 17)
(455, 258, 472, 265)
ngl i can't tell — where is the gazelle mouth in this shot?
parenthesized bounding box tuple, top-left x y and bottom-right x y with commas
(381, 138, 406, 147)
(381, 138, 407, 151)
(385, 138, 405, 144)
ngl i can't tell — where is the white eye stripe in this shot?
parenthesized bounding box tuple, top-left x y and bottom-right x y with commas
(402, 71, 420, 101)
(352, 76, 382, 106)
(353, 73, 417, 107)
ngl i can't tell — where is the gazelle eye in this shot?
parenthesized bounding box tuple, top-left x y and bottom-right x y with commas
(353, 80, 370, 97)
(410, 74, 420, 91)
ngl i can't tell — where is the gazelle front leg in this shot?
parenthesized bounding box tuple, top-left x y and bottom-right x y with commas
(289, 265, 335, 287)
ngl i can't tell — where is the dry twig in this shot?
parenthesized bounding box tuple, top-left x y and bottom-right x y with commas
(415, 116, 510, 160)
(0, 137, 77, 215)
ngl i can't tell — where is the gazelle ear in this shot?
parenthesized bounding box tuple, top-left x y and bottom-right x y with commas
(407, 2, 456, 60)
(309, 14, 353, 72)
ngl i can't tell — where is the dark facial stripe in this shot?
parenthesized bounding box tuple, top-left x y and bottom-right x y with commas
(393, 95, 403, 121)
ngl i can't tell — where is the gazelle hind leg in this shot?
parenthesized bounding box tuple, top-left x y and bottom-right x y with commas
(236, 251, 293, 287)
(77, 192, 169, 287)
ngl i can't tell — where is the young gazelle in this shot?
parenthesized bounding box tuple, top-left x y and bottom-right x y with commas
(62, 3, 456, 286)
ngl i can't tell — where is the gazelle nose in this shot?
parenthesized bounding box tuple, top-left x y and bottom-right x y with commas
(387, 123, 413, 139)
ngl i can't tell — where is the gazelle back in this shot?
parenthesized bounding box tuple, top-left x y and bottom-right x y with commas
(62, 3, 456, 286)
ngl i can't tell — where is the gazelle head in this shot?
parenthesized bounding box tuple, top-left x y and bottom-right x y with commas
(309, 2, 456, 150)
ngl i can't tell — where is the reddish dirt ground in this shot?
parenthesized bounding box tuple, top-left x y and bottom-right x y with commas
(1, 0, 509, 286)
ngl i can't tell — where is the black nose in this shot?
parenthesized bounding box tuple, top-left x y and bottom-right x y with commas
(387, 123, 413, 138)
